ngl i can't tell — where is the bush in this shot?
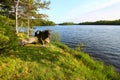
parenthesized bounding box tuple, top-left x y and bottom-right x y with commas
(0, 34, 9, 50)
(50, 31, 60, 43)
(75, 43, 85, 52)
(0, 16, 15, 27)
(0, 15, 17, 53)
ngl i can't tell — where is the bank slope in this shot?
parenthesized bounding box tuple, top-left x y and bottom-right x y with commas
(0, 43, 120, 80)
(0, 16, 120, 80)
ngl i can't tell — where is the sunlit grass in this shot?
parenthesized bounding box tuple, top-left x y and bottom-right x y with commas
(0, 43, 120, 80)
(0, 15, 119, 80)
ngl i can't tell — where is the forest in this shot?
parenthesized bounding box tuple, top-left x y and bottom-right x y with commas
(79, 19, 120, 25)
(0, 0, 55, 30)
(58, 22, 74, 25)
(59, 19, 120, 25)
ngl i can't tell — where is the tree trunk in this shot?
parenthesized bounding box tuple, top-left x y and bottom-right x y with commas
(14, 0, 20, 34)
(27, 0, 30, 38)
(15, 6, 18, 34)
(27, 16, 30, 38)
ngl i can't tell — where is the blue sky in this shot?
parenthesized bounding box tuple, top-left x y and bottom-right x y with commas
(41, 0, 120, 23)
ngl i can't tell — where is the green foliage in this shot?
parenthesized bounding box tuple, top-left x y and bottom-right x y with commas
(0, 42, 120, 80)
(0, 0, 14, 18)
(54, 43, 70, 52)
(59, 22, 74, 25)
(33, 19, 55, 26)
(75, 43, 85, 52)
(41, 20, 56, 26)
(0, 15, 120, 80)
(0, 15, 17, 52)
(79, 19, 120, 25)
(18, 19, 55, 27)
(50, 31, 60, 43)
(0, 16, 15, 26)
(0, 34, 9, 50)
(17, 32, 27, 40)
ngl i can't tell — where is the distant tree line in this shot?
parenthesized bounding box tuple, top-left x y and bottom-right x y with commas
(79, 19, 120, 25)
(18, 19, 55, 27)
(58, 22, 74, 25)
(59, 19, 120, 25)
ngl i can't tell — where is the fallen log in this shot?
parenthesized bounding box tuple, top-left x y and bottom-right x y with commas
(18, 37, 38, 46)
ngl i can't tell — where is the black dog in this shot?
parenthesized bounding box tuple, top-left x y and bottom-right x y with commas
(35, 30, 50, 45)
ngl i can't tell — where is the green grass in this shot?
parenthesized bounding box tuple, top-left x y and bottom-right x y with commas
(0, 43, 120, 80)
(0, 15, 120, 80)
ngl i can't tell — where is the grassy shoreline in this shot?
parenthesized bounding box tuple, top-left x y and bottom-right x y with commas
(0, 16, 120, 80)
(0, 42, 120, 80)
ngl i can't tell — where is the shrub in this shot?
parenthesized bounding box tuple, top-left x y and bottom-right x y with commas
(0, 34, 9, 50)
(0, 15, 17, 53)
(0, 16, 15, 27)
(75, 43, 85, 52)
(50, 31, 60, 43)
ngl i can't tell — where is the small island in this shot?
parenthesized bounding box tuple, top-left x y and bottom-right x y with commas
(58, 22, 75, 25)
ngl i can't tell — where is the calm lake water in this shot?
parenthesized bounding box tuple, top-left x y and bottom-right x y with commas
(34, 25, 120, 73)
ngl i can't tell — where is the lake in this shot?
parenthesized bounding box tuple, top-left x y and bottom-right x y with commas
(34, 25, 120, 73)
